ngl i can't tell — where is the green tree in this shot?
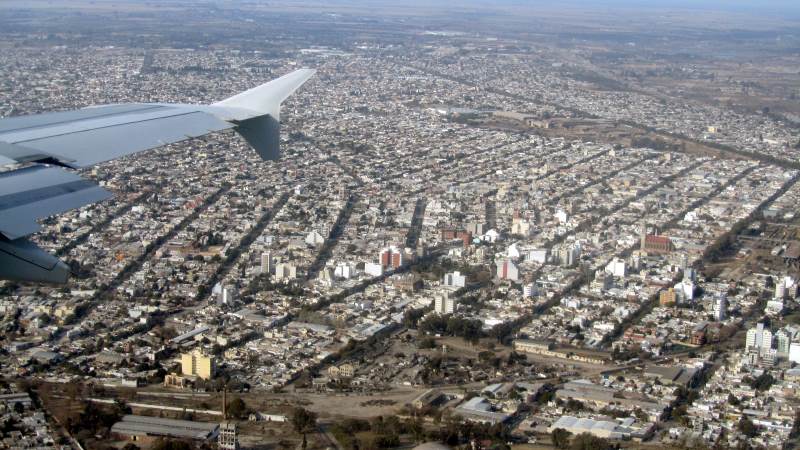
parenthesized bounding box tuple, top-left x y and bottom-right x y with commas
(738, 416, 758, 438)
(790, 410, 800, 438)
(535, 383, 556, 405)
(565, 399, 584, 412)
(551, 428, 572, 449)
(418, 337, 436, 349)
(367, 432, 400, 448)
(291, 407, 318, 434)
(489, 322, 515, 344)
(569, 433, 614, 450)
(478, 350, 495, 362)
(151, 439, 192, 450)
(227, 397, 247, 419)
(403, 308, 426, 328)
(408, 417, 424, 443)
(670, 404, 690, 425)
(749, 373, 775, 391)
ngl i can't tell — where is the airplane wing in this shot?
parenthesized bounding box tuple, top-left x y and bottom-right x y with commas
(0, 68, 315, 284)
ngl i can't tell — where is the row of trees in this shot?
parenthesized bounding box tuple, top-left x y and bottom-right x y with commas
(330, 416, 418, 450)
(417, 314, 483, 343)
(551, 429, 616, 450)
(66, 400, 128, 446)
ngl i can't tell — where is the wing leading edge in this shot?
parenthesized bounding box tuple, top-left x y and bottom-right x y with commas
(0, 68, 315, 283)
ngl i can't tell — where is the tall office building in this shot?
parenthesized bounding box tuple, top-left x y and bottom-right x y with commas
(659, 288, 677, 306)
(334, 262, 356, 279)
(466, 221, 485, 236)
(639, 218, 648, 250)
(555, 243, 581, 267)
(379, 245, 404, 269)
(219, 285, 236, 305)
(260, 252, 273, 275)
(605, 257, 626, 277)
(790, 342, 800, 364)
(497, 259, 519, 281)
(443, 271, 466, 288)
(678, 279, 695, 302)
(434, 293, 456, 314)
(713, 295, 727, 321)
(776, 330, 792, 357)
(745, 323, 773, 356)
(181, 350, 215, 380)
(274, 263, 297, 281)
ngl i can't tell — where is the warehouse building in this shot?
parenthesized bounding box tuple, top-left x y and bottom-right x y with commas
(111, 415, 219, 445)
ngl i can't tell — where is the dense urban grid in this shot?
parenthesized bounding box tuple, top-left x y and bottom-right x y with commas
(1, 1, 800, 449)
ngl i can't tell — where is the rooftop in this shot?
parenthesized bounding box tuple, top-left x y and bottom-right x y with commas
(110, 415, 219, 440)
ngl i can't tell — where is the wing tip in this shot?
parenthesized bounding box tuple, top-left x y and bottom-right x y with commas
(213, 66, 316, 113)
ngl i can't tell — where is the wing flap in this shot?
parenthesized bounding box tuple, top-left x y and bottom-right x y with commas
(0, 104, 162, 134)
(0, 141, 78, 167)
(7, 111, 233, 167)
(0, 165, 112, 240)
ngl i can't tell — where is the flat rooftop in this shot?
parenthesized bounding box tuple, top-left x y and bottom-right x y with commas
(111, 414, 218, 440)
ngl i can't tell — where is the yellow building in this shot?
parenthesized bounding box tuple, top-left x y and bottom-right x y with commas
(54, 304, 76, 321)
(181, 350, 216, 380)
(659, 288, 676, 306)
(327, 363, 355, 379)
(164, 374, 191, 389)
(338, 363, 355, 378)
